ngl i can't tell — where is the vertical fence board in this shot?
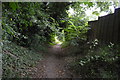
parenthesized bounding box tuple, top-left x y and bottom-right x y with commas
(88, 8, 120, 44)
(117, 8, 120, 43)
(109, 14, 114, 43)
(94, 21, 98, 39)
(91, 22, 94, 40)
(97, 17, 101, 41)
(100, 17, 104, 43)
(105, 15, 110, 43)
(88, 21, 92, 41)
(113, 10, 118, 43)
(98, 17, 101, 42)
(102, 16, 106, 43)
(113, 8, 119, 43)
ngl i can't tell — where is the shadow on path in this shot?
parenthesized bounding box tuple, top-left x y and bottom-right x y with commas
(29, 44, 73, 78)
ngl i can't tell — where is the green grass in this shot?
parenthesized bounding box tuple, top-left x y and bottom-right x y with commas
(2, 41, 43, 78)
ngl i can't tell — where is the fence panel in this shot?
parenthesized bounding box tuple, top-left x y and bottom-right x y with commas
(88, 8, 120, 44)
(108, 14, 114, 43)
(99, 16, 104, 43)
(113, 8, 119, 43)
(117, 8, 120, 43)
(101, 16, 106, 43)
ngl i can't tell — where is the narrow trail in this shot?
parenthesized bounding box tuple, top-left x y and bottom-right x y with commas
(29, 44, 73, 78)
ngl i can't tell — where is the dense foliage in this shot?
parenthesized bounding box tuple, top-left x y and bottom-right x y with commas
(2, 2, 119, 78)
(2, 41, 42, 77)
(2, 3, 64, 47)
(2, 2, 117, 46)
(69, 41, 120, 78)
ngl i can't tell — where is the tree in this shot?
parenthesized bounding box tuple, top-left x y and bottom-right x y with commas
(2, 2, 118, 47)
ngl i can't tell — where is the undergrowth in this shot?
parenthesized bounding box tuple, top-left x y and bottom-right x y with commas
(2, 41, 43, 78)
(69, 40, 120, 78)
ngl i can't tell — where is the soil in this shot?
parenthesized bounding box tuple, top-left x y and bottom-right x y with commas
(29, 44, 74, 78)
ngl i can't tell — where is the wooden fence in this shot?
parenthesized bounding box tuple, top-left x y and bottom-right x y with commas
(88, 8, 120, 44)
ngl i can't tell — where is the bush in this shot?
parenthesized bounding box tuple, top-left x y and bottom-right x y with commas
(69, 42, 120, 78)
(2, 41, 42, 78)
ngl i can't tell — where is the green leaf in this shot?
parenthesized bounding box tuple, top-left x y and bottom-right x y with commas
(92, 11, 99, 16)
(9, 2, 19, 11)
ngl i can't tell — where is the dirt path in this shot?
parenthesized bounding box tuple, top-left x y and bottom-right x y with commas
(29, 44, 73, 78)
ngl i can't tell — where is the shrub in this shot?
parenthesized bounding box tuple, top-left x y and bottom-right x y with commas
(69, 42, 120, 78)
